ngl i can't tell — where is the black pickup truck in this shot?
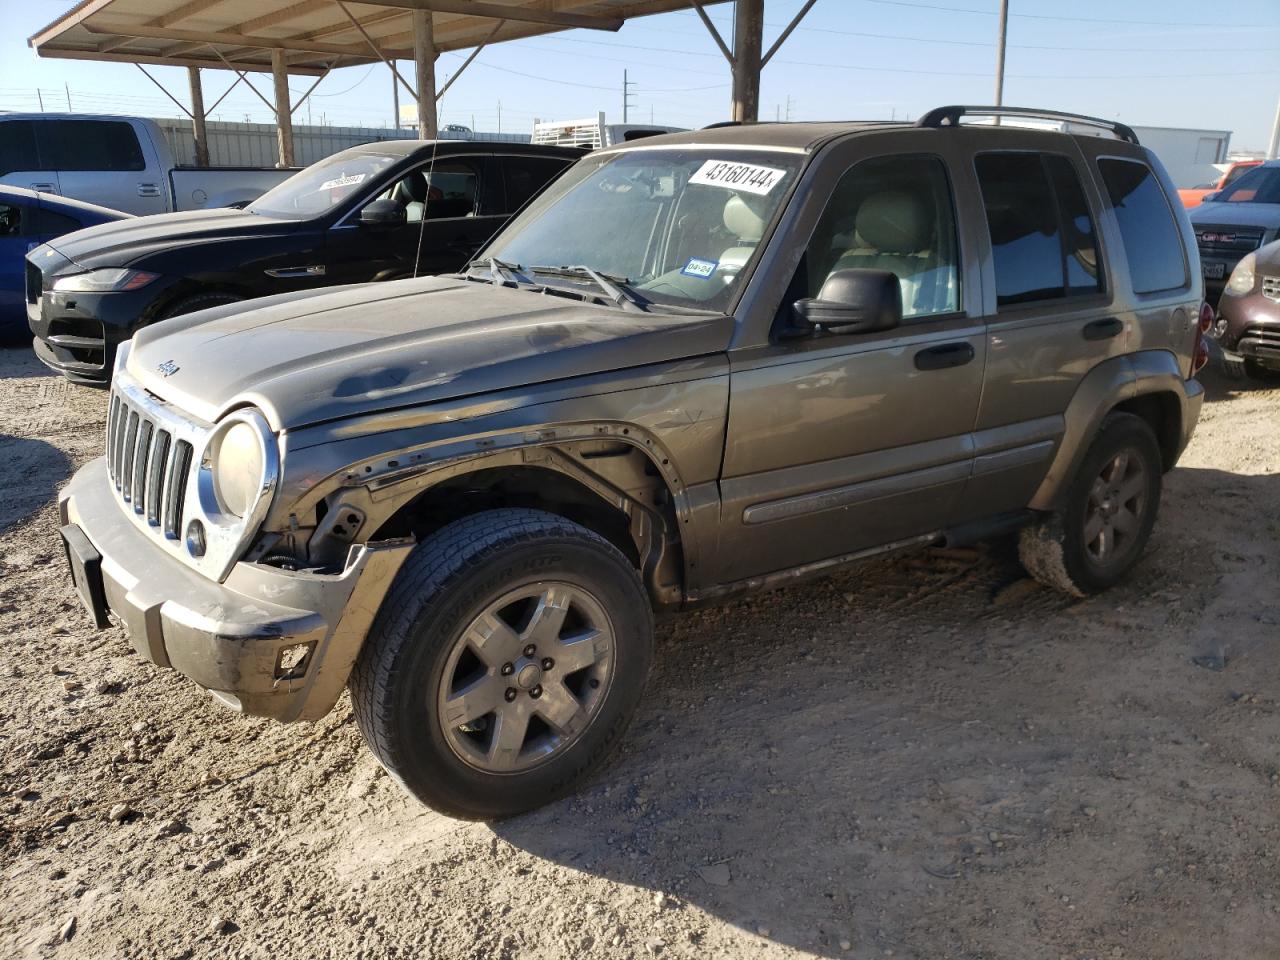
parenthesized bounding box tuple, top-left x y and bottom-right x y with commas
(26, 139, 581, 384)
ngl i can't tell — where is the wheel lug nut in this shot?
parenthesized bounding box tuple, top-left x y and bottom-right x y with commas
(530, 685, 542, 699)
(504, 688, 517, 702)
(541, 658, 554, 671)
(523, 644, 536, 657)
(500, 663, 513, 676)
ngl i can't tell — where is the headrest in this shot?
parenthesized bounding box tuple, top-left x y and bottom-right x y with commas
(723, 194, 766, 241)
(397, 172, 428, 203)
(855, 191, 931, 254)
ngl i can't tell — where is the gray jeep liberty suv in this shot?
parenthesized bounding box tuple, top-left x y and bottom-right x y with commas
(58, 106, 1207, 819)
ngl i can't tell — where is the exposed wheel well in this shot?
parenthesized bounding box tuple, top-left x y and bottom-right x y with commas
(1112, 392, 1181, 471)
(367, 441, 686, 606)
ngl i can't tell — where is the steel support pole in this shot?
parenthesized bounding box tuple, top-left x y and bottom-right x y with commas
(994, 0, 1009, 108)
(271, 48, 295, 167)
(1269, 91, 1280, 160)
(187, 66, 209, 167)
(413, 10, 438, 138)
(731, 0, 763, 123)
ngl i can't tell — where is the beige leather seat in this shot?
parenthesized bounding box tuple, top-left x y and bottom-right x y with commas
(828, 191, 955, 317)
(719, 194, 767, 278)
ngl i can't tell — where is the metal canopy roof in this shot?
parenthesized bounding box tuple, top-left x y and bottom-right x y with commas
(29, 0, 728, 77)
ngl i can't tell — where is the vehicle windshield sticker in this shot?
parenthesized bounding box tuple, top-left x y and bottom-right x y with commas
(689, 160, 786, 196)
(681, 257, 719, 279)
(319, 173, 366, 191)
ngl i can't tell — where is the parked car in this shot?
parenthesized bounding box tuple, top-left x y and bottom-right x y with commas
(1177, 159, 1262, 209)
(1212, 236, 1280, 380)
(1, 186, 127, 340)
(1190, 160, 1280, 306)
(58, 106, 1206, 820)
(26, 140, 582, 383)
(0, 114, 295, 216)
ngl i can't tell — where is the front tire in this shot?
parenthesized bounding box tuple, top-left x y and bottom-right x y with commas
(158, 291, 243, 320)
(350, 509, 653, 820)
(1018, 413, 1162, 597)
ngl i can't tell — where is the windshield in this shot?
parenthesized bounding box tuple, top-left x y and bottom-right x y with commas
(482, 148, 805, 312)
(1215, 165, 1280, 205)
(247, 150, 400, 219)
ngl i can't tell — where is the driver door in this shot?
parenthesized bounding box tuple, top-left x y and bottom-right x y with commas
(712, 145, 986, 584)
(327, 155, 503, 283)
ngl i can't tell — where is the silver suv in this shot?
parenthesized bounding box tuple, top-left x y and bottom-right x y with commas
(58, 106, 1207, 819)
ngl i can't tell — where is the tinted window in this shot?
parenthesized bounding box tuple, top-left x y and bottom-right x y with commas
(978, 154, 1063, 305)
(1214, 164, 1280, 205)
(0, 203, 21, 237)
(37, 120, 145, 172)
(1097, 158, 1188, 294)
(804, 154, 960, 318)
(371, 158, 483, 221)
(502, 156, 570, 213)
(30, 207, 84, 236)
(1045, 155, 1103, 297)
(0, 120, 41, 174)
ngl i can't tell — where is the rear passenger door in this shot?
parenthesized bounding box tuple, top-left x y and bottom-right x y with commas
(715, 140, 986, 585)
(0, 120, 60, 195)
(37, 120, 165, 216)
(957, 137, 1120, 522)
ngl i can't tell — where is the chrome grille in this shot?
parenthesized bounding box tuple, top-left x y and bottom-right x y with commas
(1263, 276, 1280, 303)
(105, 381, 198, 541)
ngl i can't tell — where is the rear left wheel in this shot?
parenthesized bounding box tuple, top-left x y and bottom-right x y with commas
(350, 508, 653, 820)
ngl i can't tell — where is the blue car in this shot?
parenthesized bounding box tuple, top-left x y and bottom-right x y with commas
(1, 187, 128, 340)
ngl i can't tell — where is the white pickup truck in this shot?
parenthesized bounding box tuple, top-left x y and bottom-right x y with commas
(0, 114, 296, 216)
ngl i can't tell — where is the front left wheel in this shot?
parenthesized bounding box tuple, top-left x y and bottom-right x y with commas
(350, 509, 654, 820)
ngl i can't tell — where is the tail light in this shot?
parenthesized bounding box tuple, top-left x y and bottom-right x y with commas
(1192, 301, 1212, 375)
(1198, 302, 1214, 335)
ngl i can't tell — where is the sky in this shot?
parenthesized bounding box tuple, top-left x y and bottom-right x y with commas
(1, 0, 1277, 151)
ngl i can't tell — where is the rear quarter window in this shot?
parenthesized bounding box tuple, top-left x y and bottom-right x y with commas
(1096, 158, 1187, 295)
(37, 120, 146, 173)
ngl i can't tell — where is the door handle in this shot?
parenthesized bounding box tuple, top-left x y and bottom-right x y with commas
(137, 183, 161, 198)
(1083, 317, 1124, 341)
(30, 182, 56, 193)
(914, 341, 975, 371)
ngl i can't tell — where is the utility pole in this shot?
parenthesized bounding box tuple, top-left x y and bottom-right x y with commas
(622, 69, 637, 123)
(392, 60, 400, 130)
(497, 100, 502, 133)
(994, 0, 1009, 116)
(1269, 91, 1280, 160)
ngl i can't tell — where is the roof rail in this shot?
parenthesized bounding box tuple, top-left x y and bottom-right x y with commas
(702, 120, 753, 130)
(916, 105, 1140, 145)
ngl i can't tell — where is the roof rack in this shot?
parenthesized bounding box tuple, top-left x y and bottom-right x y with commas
(916, 106, 1140, 145)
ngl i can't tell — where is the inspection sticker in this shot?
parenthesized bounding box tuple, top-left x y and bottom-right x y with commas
(689, 159, 786, 196)
(681, 257, 719, 279)
(319, 172, 366, 191)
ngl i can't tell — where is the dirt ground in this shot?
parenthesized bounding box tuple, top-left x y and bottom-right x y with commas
(1, 341, 1279, 960)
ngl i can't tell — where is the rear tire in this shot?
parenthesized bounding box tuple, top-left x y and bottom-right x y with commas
(1018, 413, 1162, 597)
(350, 509, 653, 820)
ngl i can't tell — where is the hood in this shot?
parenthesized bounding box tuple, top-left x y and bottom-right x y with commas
(45, 207, 298, 268)
(1190, 202, 1280, 232)
(126, 276, 734, 430)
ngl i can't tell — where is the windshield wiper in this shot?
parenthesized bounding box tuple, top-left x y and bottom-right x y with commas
(528, 264, 647, 313)
(465, 256, 530, 287)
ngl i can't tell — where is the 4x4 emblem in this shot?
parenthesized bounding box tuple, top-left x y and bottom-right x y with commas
(157, 360, 180, 377)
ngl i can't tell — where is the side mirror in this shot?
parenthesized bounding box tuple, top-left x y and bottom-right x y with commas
(792, 268, 902, 335)
(359, 197, 406, 228)
(1202, 190, 1221, 203)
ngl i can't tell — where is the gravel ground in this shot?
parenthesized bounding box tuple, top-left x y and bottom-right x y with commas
(2, 342, 1279, 960)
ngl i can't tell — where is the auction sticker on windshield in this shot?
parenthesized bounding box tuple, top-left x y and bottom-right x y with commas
(690, 160, 786, 196)
(319, 173, 367, 191)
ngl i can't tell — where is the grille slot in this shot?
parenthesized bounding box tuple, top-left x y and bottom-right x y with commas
(103, 381, 203, 547)
(1263, 276, 1280, 303)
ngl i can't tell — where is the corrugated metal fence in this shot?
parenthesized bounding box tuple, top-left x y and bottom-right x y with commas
(154, 118, 531, 167)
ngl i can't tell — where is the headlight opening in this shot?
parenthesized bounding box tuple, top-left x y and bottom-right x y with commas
(205, 413, 275, 520)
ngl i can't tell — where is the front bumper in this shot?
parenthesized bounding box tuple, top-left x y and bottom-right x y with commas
(59, 457, 412, 721)
(28, 286, 168, 384)
(1214, 284, 1280, 365)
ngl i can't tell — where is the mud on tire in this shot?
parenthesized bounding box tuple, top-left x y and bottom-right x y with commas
(1018, 412, 1163, 597)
